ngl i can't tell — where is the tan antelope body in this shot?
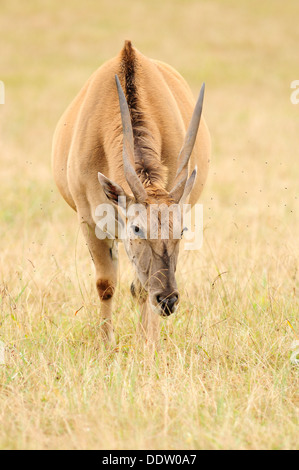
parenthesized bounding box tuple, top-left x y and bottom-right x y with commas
(52, 41, 211, 342)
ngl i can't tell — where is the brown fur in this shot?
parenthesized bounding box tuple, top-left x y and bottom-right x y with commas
(96, 280, 115, 301)
(120, 41, 167, 188)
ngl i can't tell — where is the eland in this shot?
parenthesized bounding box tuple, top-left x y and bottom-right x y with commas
(52, 41, 211, 343)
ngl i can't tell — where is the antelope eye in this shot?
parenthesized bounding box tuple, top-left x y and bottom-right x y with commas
(131, 225, 145, 238)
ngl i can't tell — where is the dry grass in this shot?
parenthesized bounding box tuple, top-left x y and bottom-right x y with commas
(0, 0, 298, 449)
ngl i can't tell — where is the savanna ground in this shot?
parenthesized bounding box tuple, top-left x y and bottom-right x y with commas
(0, 0, 298, 450)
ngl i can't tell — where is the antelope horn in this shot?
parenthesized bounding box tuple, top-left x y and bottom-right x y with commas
(115, 75, 147, 202)
(172, 83, 205, 189)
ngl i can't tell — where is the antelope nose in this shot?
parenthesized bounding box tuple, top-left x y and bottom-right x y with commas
(156, 293, 179, 315)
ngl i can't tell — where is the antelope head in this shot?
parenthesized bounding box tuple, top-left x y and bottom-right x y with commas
(98, 75, 204, 317)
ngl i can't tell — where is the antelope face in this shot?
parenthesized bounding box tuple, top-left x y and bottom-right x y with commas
(123, 203, 181, 316)
(98, 169, 197, 318)
(97, 74, 204, 317)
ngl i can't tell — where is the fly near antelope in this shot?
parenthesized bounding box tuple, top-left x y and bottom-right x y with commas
(52, 41, 211, 343)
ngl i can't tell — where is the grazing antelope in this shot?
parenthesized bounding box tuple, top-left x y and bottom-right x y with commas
(52, 41, 211, 343)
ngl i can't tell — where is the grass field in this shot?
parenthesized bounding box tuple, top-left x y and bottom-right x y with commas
(0, 0, 298, 450)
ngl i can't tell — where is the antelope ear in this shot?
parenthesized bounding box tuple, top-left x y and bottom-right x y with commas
(169, 167, 197, 204)
(98, 172, 131, 210)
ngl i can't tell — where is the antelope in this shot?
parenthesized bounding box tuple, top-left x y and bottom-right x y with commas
(52, 41, 211, 343)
